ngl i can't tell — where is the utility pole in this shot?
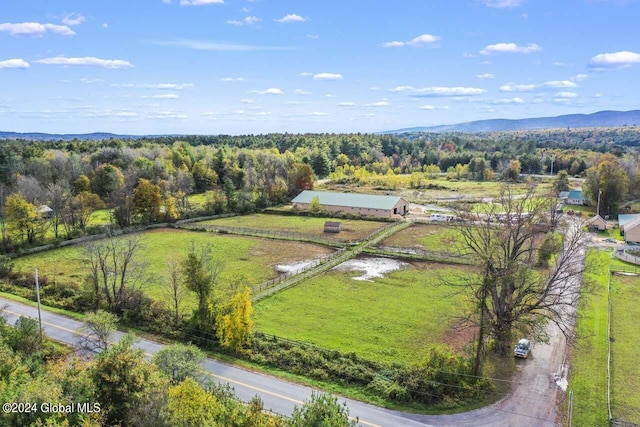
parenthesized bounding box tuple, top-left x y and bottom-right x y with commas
(550, 156, 555, 176)
(35, 268, 43, 340)
(597, 189, 602, 216)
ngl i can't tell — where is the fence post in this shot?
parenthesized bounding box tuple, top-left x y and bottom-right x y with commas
(567, 389, 573, 426)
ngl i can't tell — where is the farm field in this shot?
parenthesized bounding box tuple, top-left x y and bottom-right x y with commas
(610, 259, 640, 423)
(378, 223, 461, 252)
(569, 251, 640, 426)
(13, 229, 334, 307)
(254, 258, 474, 364)
(195, 213, 387, 242)
(319, 177, 555, 203)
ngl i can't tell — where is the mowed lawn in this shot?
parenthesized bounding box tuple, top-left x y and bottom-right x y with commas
(13, 229, 334, 307)
(610, 260, 640, 423)
(254, 260, 473, 364)
(378, 223, 461, 252)
(568, 250, 609, 427)
(569, 251, 640, 426)
(195, 213, 388, 242)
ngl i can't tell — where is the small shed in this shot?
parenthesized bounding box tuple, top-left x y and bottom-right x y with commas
(587, 214, 607, 232)
(324, 221, 342, 233)
(623, 217, 640, 244)
(38, 205, 53, 219)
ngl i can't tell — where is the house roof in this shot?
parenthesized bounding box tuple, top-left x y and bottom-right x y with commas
(624, 216, 640, 233)
(567, 190, 583, 199)
(588, 215, 607, 225)
(618, 214, 640, 228)
(292, 190, 405, 210)
(37, 205, 53, 213)
(558, 191, 570, 198)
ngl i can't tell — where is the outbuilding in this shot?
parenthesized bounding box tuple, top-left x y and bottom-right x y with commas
(292, 190, 409, 218)
(622, 216, 640, 244)
(587, 214, 607, 232)
(323, 221, 342, 233)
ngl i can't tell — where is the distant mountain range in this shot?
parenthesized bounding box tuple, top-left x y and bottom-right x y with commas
(0, 132, 141, 141)
(383, 109, 640, 134)
(2, 109, 640, 140)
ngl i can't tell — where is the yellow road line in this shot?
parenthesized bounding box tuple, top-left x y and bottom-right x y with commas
(5, 307, 381, 427)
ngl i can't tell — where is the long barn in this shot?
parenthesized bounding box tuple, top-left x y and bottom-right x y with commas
(291, 190, 409, 218)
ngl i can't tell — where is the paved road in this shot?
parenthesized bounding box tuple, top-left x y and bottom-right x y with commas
(0, 289, 580, 427)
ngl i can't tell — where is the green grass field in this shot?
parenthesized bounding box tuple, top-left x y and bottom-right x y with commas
(194, 213, 387, 242)
(12, 229, 334, 307)
(320, 178, 554, 203)
(254, 259, 474, 364)
(569, 251, 640, 425)
(610, 260, 640, 423)
(568, 249, 610, 427)
(379, 223, 460, 252)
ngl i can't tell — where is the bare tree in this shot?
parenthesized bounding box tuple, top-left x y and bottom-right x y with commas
(84, 234, 148, 314)
(165, 252, 187, 323)
(451, 185, 587, 371)
(45, 182, 71, 239)
(75, 309, 118, 354)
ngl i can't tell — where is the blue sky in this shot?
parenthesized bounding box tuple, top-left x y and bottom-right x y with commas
(1, 0, 639, 135)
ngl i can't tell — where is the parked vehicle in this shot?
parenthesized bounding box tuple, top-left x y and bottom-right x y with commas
(514, 338, 531, 358)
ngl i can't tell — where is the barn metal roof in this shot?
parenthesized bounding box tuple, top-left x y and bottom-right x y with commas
(292, 190, 405, 210)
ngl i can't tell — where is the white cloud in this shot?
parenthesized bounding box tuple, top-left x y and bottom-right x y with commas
(309, 112, 329, 116)
(227, 16, 262, 26)
(381, 33, 440, 48)
(571, 74, 589, 82)
(298, 72, 312, 76)
(500, 80, 576, 92)
(240, 99, 255, 104)
(0, 58, 30, 69)
(61, 13, 85, 26)
(294, 89, 311, 95)
(493, 97, 524, 104)
(480, 42, 541, 55)
(589, 51, 640, 69)
(407, 34, 441, 46)
(392, 85, 486, 97)
(36, 56, 133, 69)
(369, 86, 381, 91)
(418, 105, 449, 110)
(382, 41, 406, 48)
(79, 78, 103, 83)
(102, 23, 109, 29)
(251, 87, 284, 95)
(313, 72, 343, 81)
(113, 83, 193, 90)
(148, 94, 179, 99)
(338, 102, 356, 107)
(482, 0, 525, 8)
(365, 101, 389, 107)
(153, 39, 293, 51)
(542, 80, 576, 88)
(476, 73, 495, 80)
(555, 91, 578, 98)
(0, 22, 75, 36)
(220, 77, 244, 82)
(275, 14, 307, 23)
(307, 34, 319, 40)
(149, 110, 188, 119)
(499, 82, 536, 92)
(179, 0, 224, 5)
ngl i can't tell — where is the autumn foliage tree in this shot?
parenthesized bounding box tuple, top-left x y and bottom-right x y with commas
(5, 193, 40, 244)
(215, 286, 254, 353)
(132, 178, 162, 223)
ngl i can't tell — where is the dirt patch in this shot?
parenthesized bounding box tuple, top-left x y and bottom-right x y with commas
(249, 239, 334, 266)
(333, 257, 409, 281)
(442, 319, 477, 353)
